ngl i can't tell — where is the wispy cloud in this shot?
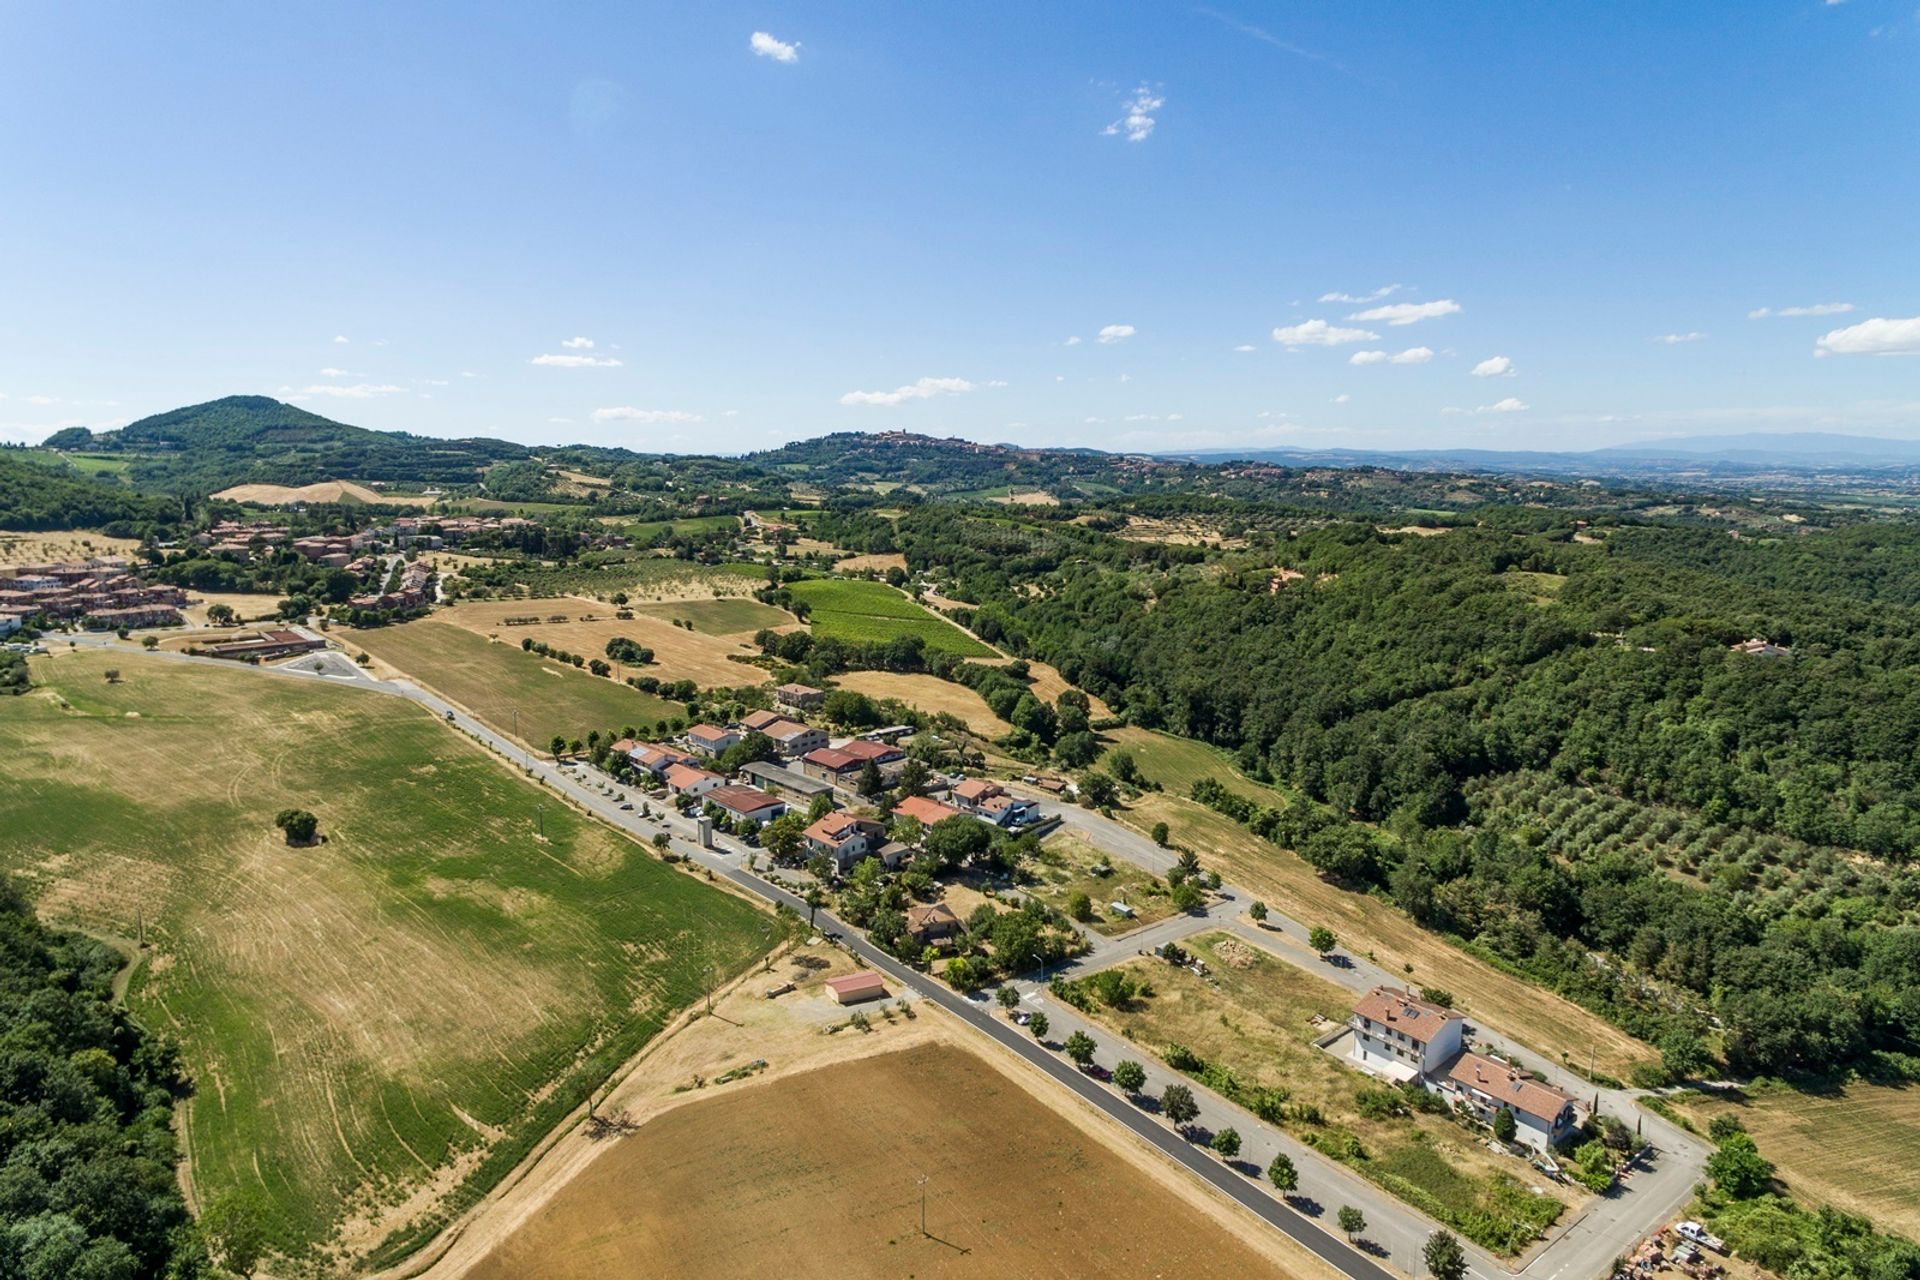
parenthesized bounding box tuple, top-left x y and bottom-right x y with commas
(839, 376, 975, 407)
(1653, 331, 1709, 345)
(1273, 319, 1378, 347)
(1193, 7, 1364, 82)
(1331, 393, 1352, 404)
(1097, 323, 1136, 344)
(531, 353, 624, 368)
(1348, 299, 1460, 326)
(560, 336, 596, 349)
(1319, 284, 1403, 305)
(1350, 346, 1433, 366)
(1470, 355, 1514, 377)
(1477, 396, 1529, 413)
(750, 31, 799, 63)
(591, 406, 703, 423)
(1233, 344, 1256, 353)
(1103, 86, 1164, 142)
(331, 335, 349, 345)
(1063, 335, 1083, 346)
(1815, 316, 1920, 357)
(1750, 302, 1853, 319)
(281, 383, 404, 399)
(318, 367, 354, 378)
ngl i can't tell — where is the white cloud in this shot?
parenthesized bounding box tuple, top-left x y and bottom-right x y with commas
(749, 31, 799, 63)
(838, 376, 975, 407)
(1332, 394, 1352, 404)
(1654, 332, 1709, 344)
(1063, 335, 1083, 346)
(1348, 299, 1461, 326)
(26, 394, 59, 405)
(1103, 86, 1163, 142)
(318, 367, 353, 378)
(1097, 323, 1136, 344)
(1750, 303, 1854, 318)
(546, 417, 574, 424)
(1470, 355, 1514, 377)
(531, 353, 624, 368)
(1233, 344, 1256, 353)
(281, 383, 405, 399)
(1273, 319, 1378, 347)
(591, 406, 704, 423)
(331, 335, 349, 344)
(560, 336, 596, 349)
(1478, 396, 1529, 413)
(1350, 346, 1433, 366)
(986, 379, 1009, 388)
(1319, 284, 1403, 304)
(1119, 373, 1132, 383)
(1815, 316, 1920, 357)
(722, 409, 740, 417)
(460, 371, 479, 379)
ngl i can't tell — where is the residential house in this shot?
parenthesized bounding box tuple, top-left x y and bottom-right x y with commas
(663, 762, 725, 798)
(950, 778, 1005, 812)
(739, 708, 786, 733)
(1437, 1052, 1581, 1152)
(798, 746, 865, 786)
(764, 718, 828, 759)
(804, 814, 889, 870)
(905, 902, 962, 946)
(977, 792, 1040, 828)
(684, 723, 741, 758)
(892, 794, 962, 829)
(1348, 987, 1465, 1082)
(774, 682, 825, 712)
(628, 743, 698, 776)
(705, 785, 786, 826)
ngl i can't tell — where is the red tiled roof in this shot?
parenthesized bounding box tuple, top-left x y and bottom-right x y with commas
(826, 971, 888, 1001)
(687, 723, 735, 743)
(664, 763, 721, 790)
(893, 795, 961, 826)
(1352, 986, 1459, 1038)
(953, 778, 1003, 802)
(1443, 1051, 1577, 1124)
(706, 785, 782, 815)
(838, 740, 900, 762)
(803, 747, 861, 773)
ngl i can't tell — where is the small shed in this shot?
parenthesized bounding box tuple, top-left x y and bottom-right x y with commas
(825, 971, 889, 1005)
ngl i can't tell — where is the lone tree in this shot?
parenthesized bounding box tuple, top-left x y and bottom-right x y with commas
(103, 668, 123, 684)
(1028, 1011, 1049, 1040)
(206, 603, 237, 626)
(1309, 925, 1337, 955)
(274, 808, 319, 846)
(549, 735, 568, 760)
(1161, 1083, 1199, 1128)
(1250, 900, 1269, 924)
(1424, 1230, 1468, 1280)
(1337, 1205, 1366, 1241)
(1064, 1030, 1097, 1066)
(802, 885, 827, 930)
(1151, 821, 1170, 847)
(1114, 1059, 1147, 1094)
(1210, 1126, 1242, 1159)
(996, 984, 1021, 1014)
(1267, 1152, 1298, 1195)
(1492, 1105, 1518, 1144)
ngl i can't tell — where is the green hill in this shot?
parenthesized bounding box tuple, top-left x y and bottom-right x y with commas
(52, 395, 530, 494)
(0, 450, 182, 531)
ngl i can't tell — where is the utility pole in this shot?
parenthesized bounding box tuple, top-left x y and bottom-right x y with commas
(918, 1173, 929, 1236)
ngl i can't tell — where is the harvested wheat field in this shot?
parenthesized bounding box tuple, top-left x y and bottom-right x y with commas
(180, 590, 287, 626)
(211, 479, 420, 505)
(432, 596, 781, 688)
(834, 551, 909, 574)
(462, 1038, 1309, 1280)
(0, 528, 142, 565)
(832, 670, 1013, 737)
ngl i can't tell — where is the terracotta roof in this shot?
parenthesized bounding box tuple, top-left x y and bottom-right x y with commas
(1351, 986, 1460, 1041)
(905, 902, 961, 932)
(803, 747, 862, 773)
(706, 785, 783, 815)
(952, 778, 1003, 803)
(777, 682, 822, 696)
(687, 723, 735, 743)
(893, 795, 962, 827)
(838, 739, 901, 762)
(765, 719, 816, 742)
(825, 971, 888, 1001)
(1442, 1051, 1577, 1124)
(805, 814, 879, 847)
(664, 763, 722, 790)
(739, 709, 783, 732)
(609, 738, 640, 754)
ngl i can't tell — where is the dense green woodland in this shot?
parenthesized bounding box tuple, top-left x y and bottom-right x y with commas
(0, 882, 206, 1279)
(0, 454, 183, 533)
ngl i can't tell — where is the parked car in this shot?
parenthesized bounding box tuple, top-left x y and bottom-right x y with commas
(1013, 1010, 1033, 1025)
(1084, 1063, 1112, 1081)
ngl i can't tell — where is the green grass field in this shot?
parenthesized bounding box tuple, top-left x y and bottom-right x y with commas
(22, 448, 134, 480)
(620, 513, 740, 540)
(1100, 726, 1293, 809)
(350, 619, 685, 746)
(787, 578, 996, 657)
(0, 651, 774, 1266)
(632, 597, 789, 634)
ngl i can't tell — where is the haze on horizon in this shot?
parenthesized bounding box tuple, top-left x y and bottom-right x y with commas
(0, 2, 1914, 454)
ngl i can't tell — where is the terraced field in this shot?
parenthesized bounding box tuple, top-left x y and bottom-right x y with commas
(0, 650, 774, 1268)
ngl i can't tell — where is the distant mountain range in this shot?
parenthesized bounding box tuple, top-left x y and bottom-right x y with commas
(1164, 432, 1920, 477)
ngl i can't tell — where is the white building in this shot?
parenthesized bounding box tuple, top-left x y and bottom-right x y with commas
(1437, 1051, 1581, 1152)
(1348, 987, 1465, 1081)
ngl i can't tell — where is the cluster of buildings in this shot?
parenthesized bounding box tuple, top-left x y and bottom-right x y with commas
(196, 520, 291, 556)
(0, 559, 186, 634)
(1347, 986, 1581, 1152)
(348, 559, 432, 612)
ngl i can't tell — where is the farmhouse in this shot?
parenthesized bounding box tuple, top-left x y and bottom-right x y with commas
(825, 971, 888, 1005)
(685, 723, 740, 757)
(706, 785, 786, 825)
(1437, 1052, 1581, 1152)
(737, 759, 834, 804)
(799, 746, 864, 785)
(892, 794, 963, 828)
(805, 814, 888, 870)
(774, 681, 825, 711)
(664, 762, 725, 798)
(1348, 986, 1464, 1081)
(763, 719, 828, 758)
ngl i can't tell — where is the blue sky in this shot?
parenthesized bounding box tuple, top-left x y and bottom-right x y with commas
(1, 2, 1915, 453)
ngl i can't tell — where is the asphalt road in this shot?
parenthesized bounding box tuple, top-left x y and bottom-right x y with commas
(56, 633, 1698, 1280)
